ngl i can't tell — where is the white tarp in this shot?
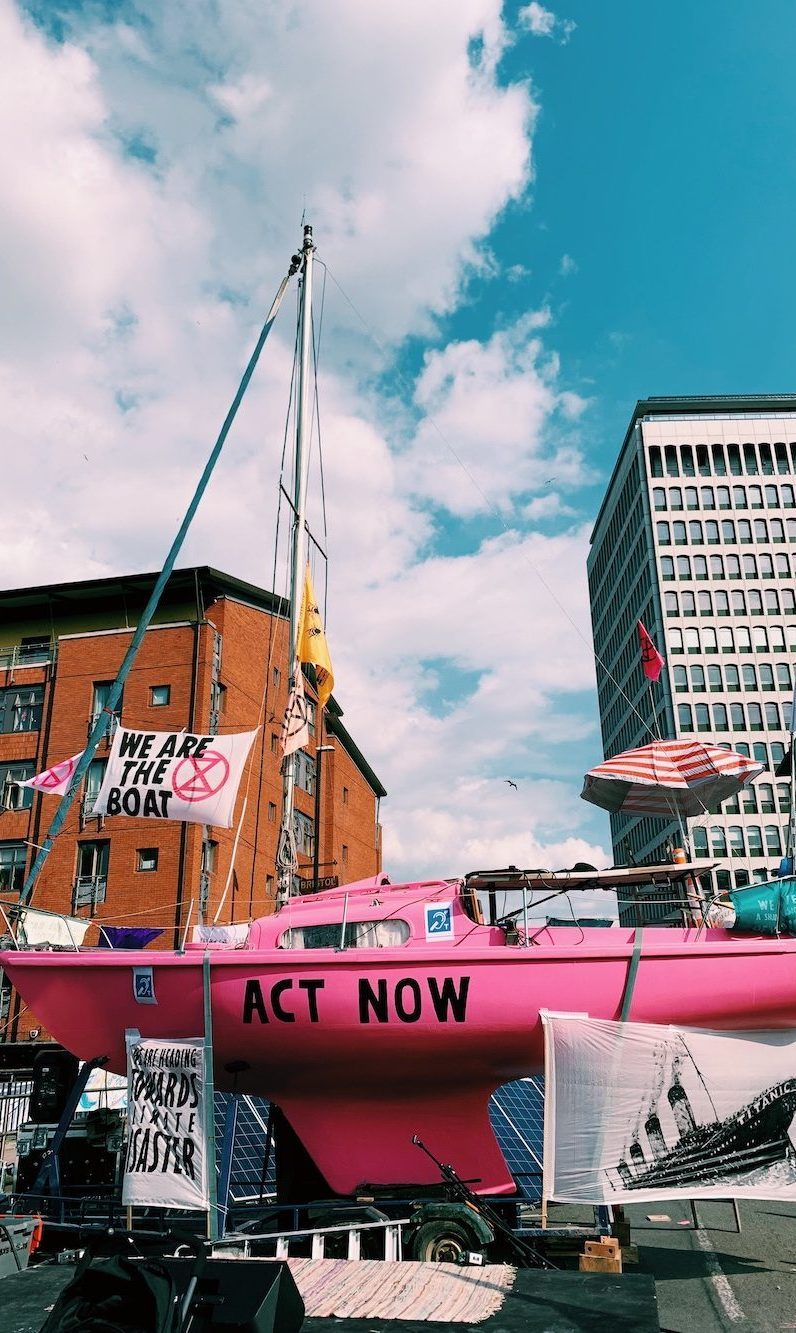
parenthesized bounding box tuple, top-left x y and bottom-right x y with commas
(93, 727, 257, 828)
(122, 1036, 209, 1211)
(542, 1012, 796, 1203)
(14, 909, 90, 949)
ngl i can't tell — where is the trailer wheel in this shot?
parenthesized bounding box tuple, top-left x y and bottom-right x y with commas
(409, 1220, 481, 1264)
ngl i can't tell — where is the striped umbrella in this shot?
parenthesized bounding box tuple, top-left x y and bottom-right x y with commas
(581, 740, 764, 818)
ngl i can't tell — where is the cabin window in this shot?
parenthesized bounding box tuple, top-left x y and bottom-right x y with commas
(280, 920, 410, 949)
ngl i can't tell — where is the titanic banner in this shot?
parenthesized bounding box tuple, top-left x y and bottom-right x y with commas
(542, 1012, 796, 1203)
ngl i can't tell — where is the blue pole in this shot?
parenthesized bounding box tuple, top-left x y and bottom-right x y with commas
(19, 266, 297, 906)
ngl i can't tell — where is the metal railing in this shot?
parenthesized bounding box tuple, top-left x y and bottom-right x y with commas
(0, 644, 54, 671)
(73, 875, 107, 910)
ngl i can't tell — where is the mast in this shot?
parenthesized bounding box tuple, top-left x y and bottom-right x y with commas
(276, 224, 315, 908)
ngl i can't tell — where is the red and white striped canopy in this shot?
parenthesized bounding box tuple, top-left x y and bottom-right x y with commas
(581, 740, 765, 818)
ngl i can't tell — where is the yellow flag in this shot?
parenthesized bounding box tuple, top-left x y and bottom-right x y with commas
(298, 565, 335, 710)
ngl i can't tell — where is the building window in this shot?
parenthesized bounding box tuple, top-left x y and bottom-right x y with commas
(83, 758, 107, 819)
(295, 750, 316, 796)
(272, 666, 281, 687)
(341, 844, 349, 867)
(293, 810, 314, 857)
(729, 827, 745, 859)
(270, 732, 279, 754)
(0, 686, 44, 735)
(73, 841, 109, 909)
(343, 786, 349, 805)
(149, 685, 171, 707)
(692, 827, 709, 859)
(653, 488, 666, 511)
(710, 826, 727, 858)
(266, 874, 275, 895)
(0, 842, 27, 893)
(678, 704, 693, 732)
(268, 802, 277, 822)
(707, 665, 723, 692)
(0, 763, 34, 811)
(690, 665, 705, 692)
(695, 703, 710, 732)
(725, 664, 740, 692)
(673, 665, 688, 692)
(757, 784, 776, 815)
(676, 555, 691, 579)
(202, 840, 218, 874)
(90, 682, 122, 731)
(713, 703, 729, 732)
(136, 848, 159, 872)
(661, 556, 675, 580)
(765, 826, 782, 857)
(307, 699, 317, 737)
(670, 486, 683, 510)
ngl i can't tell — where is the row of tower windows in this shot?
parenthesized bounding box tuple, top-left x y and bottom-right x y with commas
(672, 661, 793, 693)
(676, 699, 791, 733)
(668, 624, 796, 654)
(648, 440, 796, 479)
(661, 552, 794, 581)
(692, 824, 785, 859)
(652, 483, 795, 511)
(664, 588, 796, 617)
(590, 484, 645, 595)
(656, 517, 796, 545)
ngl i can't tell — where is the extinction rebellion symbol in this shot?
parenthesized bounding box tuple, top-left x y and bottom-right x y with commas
(172, 750, 230, 802)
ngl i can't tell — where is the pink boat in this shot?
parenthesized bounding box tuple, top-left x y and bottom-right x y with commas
(4, 864, 796, 1196)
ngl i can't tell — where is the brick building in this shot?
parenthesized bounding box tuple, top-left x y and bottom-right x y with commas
(0, 567, 385, 1041)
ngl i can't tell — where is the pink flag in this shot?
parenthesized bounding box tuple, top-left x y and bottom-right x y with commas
(19, 752, 83, 796)
(637, 621, 664, 682)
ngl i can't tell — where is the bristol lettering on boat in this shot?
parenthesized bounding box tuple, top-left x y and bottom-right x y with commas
(242, 975, 470, 1024)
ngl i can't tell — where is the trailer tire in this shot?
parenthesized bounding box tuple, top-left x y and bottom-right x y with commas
(409, 1219, 482, 1264)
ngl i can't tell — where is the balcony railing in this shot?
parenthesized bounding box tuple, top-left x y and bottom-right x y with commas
(0, 643, 55, 671)
(72, 875, 107, 910)
(86, 713, 119, 744)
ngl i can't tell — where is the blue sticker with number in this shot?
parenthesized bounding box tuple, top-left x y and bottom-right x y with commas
(132, 966, 157, 1004)
(425, 903, 454, 940)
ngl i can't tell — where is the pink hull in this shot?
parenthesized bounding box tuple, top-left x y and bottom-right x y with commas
(5, 926, 796, 1194)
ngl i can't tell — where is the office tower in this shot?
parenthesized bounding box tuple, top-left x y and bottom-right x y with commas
(588, 397, 796, 919)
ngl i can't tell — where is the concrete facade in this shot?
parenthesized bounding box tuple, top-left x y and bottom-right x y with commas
(588, 397, 796, 919)
(0, 567, 385, 1039)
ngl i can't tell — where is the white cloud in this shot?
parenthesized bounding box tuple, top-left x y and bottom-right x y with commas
(0, 0, 608, 882)
(559, 253, 578, 276)
(519, 2, 576, 44)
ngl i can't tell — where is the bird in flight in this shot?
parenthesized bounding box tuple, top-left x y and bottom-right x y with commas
(504, 779, 518, 790)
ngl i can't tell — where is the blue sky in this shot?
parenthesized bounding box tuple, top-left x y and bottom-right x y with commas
(2, 0, 793, 886)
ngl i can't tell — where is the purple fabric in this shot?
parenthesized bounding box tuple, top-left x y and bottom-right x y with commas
(97, 926, 163, 949)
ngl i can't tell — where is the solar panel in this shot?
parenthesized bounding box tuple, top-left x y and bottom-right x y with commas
(214, 1093, 276, 1203)
(489, 1077, 545, 1199)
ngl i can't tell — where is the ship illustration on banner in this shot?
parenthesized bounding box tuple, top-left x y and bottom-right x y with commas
(608, 1033, 796, 1196)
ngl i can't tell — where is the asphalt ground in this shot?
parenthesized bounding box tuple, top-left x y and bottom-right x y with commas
(615, 1197, 796, 1332)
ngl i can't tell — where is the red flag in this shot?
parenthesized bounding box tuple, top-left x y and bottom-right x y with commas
(638, 621, 664, 682)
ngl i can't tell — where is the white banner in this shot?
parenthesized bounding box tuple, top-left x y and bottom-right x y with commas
(542, 1012, 796, 1203)
(93, 727, 257, 827)
(122, 1036, 208, 1210)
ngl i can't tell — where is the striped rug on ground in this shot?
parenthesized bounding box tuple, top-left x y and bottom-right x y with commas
(287, 1257, 516, 1321)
